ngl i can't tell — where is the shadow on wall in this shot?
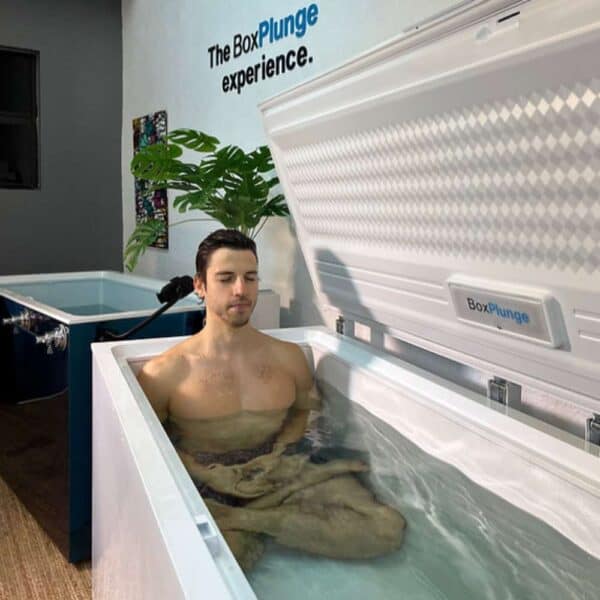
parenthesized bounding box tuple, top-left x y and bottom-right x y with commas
(313, 246, 379, 340)
(282, 237, 473, 421)
(312, 245, 378, 387)
(279, 219, 324, 328)
(310, 247, 481, 402)
(305, 246, 400, 520)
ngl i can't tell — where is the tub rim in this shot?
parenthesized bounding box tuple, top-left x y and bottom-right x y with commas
(0, 270, 202, 325)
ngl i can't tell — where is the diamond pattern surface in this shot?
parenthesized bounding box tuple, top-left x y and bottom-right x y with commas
(283, 79, 600, 273)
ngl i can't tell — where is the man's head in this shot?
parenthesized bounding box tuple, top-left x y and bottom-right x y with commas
(194, 229, 259, 328)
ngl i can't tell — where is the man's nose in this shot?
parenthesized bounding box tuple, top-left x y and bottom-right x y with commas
(232, 277, 247, 295)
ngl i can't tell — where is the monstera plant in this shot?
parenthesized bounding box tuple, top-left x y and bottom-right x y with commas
(124, 129, 288, 271)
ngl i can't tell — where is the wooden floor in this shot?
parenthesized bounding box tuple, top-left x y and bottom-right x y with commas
(0, 475, 91, 600)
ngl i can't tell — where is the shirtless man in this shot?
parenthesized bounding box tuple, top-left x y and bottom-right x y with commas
(138, 229, 405, 571)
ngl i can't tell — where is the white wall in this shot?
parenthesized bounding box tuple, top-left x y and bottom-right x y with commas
(122, 0, 462, 326)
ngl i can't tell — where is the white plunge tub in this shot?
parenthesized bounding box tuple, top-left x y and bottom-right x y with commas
(91, 327, 600, 599)
(92, 0, 600, 596)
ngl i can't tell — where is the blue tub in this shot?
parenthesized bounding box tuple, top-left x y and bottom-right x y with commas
(0, 271, 203, 562)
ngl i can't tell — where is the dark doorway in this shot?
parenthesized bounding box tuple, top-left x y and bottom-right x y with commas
(0, 46, 40, 189)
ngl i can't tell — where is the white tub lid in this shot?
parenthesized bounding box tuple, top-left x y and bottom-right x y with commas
(261, 0, 600, 405)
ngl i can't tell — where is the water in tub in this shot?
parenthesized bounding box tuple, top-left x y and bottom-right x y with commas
(1, 278, 191, 315)
(177, 381, 599, 599)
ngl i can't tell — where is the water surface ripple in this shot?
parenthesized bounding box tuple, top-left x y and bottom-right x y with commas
(248, 383, 599, 599)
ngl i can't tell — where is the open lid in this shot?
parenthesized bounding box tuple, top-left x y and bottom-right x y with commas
(260, 0, 600, 406)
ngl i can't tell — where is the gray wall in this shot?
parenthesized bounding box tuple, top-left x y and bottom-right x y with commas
(0, 0, 122, 275)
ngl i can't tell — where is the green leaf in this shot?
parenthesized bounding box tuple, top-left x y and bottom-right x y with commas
(224, 171, 268, 199)
(247, 146, 274, 172)
(131, 143, 186, 181)
(129, 130, 289, 234)
(178, 171, 215, 189)
(261, 193, 288, 216)
(196, 146, 245, 184)
(173, 188, 220, 213)
(215, 146, 247, 171)
(266, 176, 280, 189)
(123, 219, 166, 271)
(167, 129, 220, 152)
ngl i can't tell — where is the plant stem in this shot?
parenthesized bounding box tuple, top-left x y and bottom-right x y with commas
(252, 217, 268, 239)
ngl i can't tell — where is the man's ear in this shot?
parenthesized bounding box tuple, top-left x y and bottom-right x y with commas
(193, 274, 206, 299)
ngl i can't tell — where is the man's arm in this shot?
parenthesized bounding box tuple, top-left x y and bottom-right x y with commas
(274, 343, 320, 448)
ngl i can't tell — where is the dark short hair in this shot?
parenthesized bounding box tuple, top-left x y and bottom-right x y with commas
(195, 229, 257, 281)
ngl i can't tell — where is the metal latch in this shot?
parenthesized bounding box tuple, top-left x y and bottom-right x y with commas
(487, 377, 521, 408)
(585, 414, 600, 446)
(335, 315, 345, 335)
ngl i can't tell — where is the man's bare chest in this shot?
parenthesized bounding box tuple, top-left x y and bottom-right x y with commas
(170, 358, 295, 418)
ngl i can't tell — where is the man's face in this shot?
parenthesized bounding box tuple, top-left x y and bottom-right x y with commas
(195, 248, 259, 328)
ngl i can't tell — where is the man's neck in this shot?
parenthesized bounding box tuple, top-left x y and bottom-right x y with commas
(200, 315, 256, 356)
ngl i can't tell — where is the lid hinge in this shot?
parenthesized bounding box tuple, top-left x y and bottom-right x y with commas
(585, 414, 600, 446)
(487, 376, 522, 409)
(335, 315, 356, 337)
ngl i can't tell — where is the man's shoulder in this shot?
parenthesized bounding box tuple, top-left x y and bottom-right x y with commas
(260, 333, 312, 387)
(139, 337, 192, 382)
(137, 337, 196, 421)
(258, 331, 305, 362)
(277, 338, 307, 365)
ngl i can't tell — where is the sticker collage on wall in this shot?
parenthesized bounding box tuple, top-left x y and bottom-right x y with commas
(132, 110, 168, 249)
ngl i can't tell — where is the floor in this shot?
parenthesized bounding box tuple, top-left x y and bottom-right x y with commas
(0, 475, 91, 600)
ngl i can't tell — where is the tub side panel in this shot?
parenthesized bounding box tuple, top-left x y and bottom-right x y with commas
(92, 357, 185, 600)
(0, 296, 70, 556)
(69, 311, 204, 562)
